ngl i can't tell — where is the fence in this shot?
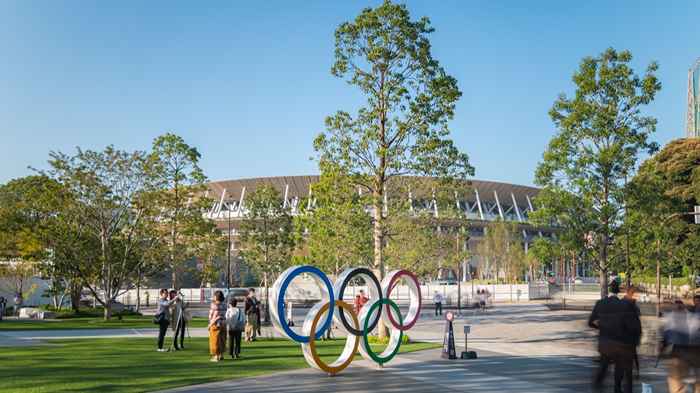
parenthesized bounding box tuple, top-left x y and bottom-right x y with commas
(115, 281, 532, 308)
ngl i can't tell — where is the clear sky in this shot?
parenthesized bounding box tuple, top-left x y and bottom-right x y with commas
(1, 1, 698, 186)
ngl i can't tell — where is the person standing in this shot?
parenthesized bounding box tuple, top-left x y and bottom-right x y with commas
(208, 290, 227, 362)
(244, 288, 260, 342)
(0, 296, 6, 321)
(663, 294, 700, 393)
(433, 291, 444, 316)
(155, 289, 177, 352)
(589, 280, 641, 393)
(226, 298, 245, 359)
(169, 290, 187, 351)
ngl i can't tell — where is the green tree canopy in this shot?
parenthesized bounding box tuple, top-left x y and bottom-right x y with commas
(314, 3, 474, 320)
(535, 48, 661, 297)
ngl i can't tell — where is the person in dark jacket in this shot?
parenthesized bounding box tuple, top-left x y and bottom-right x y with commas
(622, 285, 642, 379)
(589, 280, 642, 393)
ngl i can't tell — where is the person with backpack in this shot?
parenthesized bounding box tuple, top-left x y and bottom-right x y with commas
(154, 288, 178, 352)
(225, 298, 245, 359)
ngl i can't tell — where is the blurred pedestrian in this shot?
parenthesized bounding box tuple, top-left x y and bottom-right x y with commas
(589, 280, 641, 393)
(622, 285, 642, 379)
(245, 288, 260, 342)
(0, 296, 6, 321)
(208, 290, 226, 362)
(662, 295, 700, 393)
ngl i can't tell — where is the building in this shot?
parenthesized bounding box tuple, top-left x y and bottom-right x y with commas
(687, 58, 700, 138)
(203, 176, 570, 281)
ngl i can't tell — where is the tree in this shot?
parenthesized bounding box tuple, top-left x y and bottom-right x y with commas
(384, 177, 470, 279)
(625, 138, 700, 281)
(476, 220, 526, 283)
(0, 260, 38, 308)
(527, 237, 556, 281)
(0, 175, 82, 311)
(535, 48, 661, 297)
(314, 0, 473, 294)
(150, 133, 213, 289)
(295, 161, 373, 275)
(46, 146, 158, 319)
(238, 185, 295, 322)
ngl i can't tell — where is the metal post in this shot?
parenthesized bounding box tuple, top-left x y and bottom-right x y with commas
(227, 202, 232, 291)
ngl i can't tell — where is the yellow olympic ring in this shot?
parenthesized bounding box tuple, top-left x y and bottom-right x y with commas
(304, 300, 359, 376)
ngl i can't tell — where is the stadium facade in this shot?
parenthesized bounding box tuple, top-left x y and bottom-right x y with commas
(203, 176, 572, 281)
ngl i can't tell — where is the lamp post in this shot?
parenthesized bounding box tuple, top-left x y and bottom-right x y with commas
(226, 198, 232, 291)
(655, 208, 700, 317)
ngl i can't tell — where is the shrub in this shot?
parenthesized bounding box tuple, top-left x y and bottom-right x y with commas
(365, 334, 410, 345)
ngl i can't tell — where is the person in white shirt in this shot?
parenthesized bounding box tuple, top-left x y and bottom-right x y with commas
(433, 291, 444, 316)
(225, 298, 246, 359)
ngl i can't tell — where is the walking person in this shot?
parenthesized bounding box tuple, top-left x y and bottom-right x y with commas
(208, 290, 226, 362)
(589, 280, 641, 393)
(169, 290, 187, 350)
(155, 289, 177, 352)
(226, 298, 245, 359)
(244, 288, 260, 342)
(662, 294, 700, 393)
(622, 285, 642, 379)
(433, 291, 444, 316)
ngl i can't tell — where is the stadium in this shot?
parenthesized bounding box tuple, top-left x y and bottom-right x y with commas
(203, 176, 570, 282)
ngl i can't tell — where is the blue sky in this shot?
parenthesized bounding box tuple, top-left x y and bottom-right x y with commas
(1, 1, 698, 186)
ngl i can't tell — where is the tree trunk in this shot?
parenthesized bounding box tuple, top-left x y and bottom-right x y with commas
(373, 187, 388, 339)
(135, 272, 142, 313)
(263, 272, 270, 324)
(599, 235, 609, 299)
(104, 298, 112, 320)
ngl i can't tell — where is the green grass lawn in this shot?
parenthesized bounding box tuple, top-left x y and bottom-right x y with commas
(0, 337, 438, 393)
(0, 316, 209, 331)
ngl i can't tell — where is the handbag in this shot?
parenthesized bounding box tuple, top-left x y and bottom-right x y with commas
(153, 312, 165, 325)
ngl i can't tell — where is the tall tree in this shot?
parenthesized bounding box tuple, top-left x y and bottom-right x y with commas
(46, 146, 158, 319)
(314, 1, 473, 291)
(295, 161, 373, 275)
(150, 133, 212, 289)
(239, 185, 295, 322)
(535, 48, 661, 297)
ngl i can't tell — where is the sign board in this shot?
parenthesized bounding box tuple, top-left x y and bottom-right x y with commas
(463, 325, 471, 334)
(442, 319, 457, 360)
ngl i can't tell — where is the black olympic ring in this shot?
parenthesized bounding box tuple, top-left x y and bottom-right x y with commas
(335, 267, 383, 336)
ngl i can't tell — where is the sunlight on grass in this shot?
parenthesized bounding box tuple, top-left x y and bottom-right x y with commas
(0, 337, 438, 393)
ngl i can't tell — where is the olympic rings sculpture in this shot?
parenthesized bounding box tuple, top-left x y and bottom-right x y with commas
(270, 265, 422, 375)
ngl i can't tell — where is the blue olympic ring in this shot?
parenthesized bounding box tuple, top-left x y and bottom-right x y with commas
(276, 265, 335, 343)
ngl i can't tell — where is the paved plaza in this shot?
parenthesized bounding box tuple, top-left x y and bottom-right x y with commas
(1, 303, 673, 392)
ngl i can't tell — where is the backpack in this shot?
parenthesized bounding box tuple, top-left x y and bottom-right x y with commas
(226, 307, 246, 331)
